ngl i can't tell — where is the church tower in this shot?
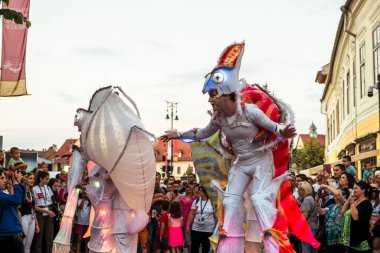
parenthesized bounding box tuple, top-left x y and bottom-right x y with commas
(309, 122, 317, 138)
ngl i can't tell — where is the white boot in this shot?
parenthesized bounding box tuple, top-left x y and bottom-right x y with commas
(250, 173, 289, 253)
(217, 193, 245, 253)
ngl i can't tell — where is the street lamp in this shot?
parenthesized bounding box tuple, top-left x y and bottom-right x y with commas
(368, 74, 380, 132)
(165, 101, 179, 177)
(368, 74, 380, 97)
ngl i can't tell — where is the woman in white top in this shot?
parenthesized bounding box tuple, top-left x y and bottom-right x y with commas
(32, 171, 56, 253)
(20, 173, 39, 253)
(186, 186, 216, 253)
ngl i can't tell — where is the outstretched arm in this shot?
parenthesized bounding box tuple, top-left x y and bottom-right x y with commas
(245, 104, 296, 139)
(160, 119, 219, 142)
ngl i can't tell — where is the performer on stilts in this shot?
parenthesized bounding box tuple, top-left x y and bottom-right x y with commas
(161, 42, 305, 253)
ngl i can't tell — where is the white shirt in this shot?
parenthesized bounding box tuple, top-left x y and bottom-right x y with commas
(293, 187, 299, 199)
(191, 198, 215, 233)
(312, 183, 321, 193)
(32, 185, 53, 207)
(76, 199, 90, 225)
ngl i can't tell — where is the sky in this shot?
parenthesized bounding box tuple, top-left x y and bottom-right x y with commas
(0, 0, 346, 150)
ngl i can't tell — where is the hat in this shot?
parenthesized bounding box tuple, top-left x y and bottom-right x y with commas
(202, 42, 245, 97)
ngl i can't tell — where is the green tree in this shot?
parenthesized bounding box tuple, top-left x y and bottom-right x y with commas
(183, 164, 194, 176)
(0, 0, 31, 27)
(291, 138, 325, 172)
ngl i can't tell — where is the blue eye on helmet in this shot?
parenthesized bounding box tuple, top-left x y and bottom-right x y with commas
(202, 68, 237, 95)
(211, 71, 225, 84)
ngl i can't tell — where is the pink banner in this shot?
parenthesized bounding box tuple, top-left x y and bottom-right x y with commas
(0, 0, 30, 96)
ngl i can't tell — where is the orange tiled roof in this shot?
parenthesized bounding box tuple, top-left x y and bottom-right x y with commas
(299, 134, 325, 146)
(154, 139, 192, 162)
(55, 139, 77, 158)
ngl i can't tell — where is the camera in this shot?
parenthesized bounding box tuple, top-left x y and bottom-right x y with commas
(317, 188, 324, 197)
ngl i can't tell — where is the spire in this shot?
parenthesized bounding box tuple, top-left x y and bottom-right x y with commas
(309, 122, 317, 138)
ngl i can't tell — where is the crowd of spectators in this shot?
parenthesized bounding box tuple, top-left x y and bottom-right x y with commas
(290, 155, 379, 253)
(2, 147, 380, 253)
(141, 172, 216, 253)
(0, 147, 90, 253)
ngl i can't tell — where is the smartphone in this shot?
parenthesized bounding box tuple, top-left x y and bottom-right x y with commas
(17, 170, 26, 175)
(151, 209, 157, 219)
(323, 164, 331, 174)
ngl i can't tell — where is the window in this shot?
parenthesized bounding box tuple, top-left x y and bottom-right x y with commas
(359, 44, 365, 98)
(342, 82, 345, 119)
(336, 103, 339, 136)
(347, 71, 350, 115)
(353, 59, 356, 106)
(359, 138, 376, 152)
(332, 111, 335, 140)
(373, 25, 380, 81)
(177, 167, 181, 174)
(327, 118, 330, 144)
(330, 114, 333, 143)
(178, 151, 183, 158)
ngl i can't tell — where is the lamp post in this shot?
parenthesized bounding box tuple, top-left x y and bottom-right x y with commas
(165, 101, 178, 177)
(368, 74, 380, 170)
(368, 74, 380, 131)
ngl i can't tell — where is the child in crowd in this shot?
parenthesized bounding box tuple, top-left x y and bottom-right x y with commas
(8, 147, 27, 172)
(159, 200, 171, 253)
(168, 201, 183, 253)
(138, 224, 149, 253)
(75, 190, 91, 253)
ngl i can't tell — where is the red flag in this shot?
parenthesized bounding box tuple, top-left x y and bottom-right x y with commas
(0, 0, 30, 96)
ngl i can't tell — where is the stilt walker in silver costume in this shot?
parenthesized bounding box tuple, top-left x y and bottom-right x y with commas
(161, 42, 299, 253)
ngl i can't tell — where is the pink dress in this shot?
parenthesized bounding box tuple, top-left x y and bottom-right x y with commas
(180, 195, 194, 228)
(168, 215, 183, 247)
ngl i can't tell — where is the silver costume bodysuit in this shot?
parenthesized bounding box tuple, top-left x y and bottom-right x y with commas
(181, 103, 287, 253)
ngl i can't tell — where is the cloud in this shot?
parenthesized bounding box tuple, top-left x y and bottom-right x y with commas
(138, 39, 173, 50)
(171, 69, 205, 83)
(282, 0, 345, 13)
(71, 46, 121, 57)
(56, 92, 81, 103)
(306, 90, 323, 101)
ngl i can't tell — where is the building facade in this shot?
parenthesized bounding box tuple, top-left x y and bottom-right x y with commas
(316, 0, 380, 178)
(154, 139, 194, 180)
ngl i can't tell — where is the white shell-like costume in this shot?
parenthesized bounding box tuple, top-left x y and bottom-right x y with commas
(53, 86, 156, 253)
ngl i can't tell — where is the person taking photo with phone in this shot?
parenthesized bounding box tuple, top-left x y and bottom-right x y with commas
(0, 169, 25, 253)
